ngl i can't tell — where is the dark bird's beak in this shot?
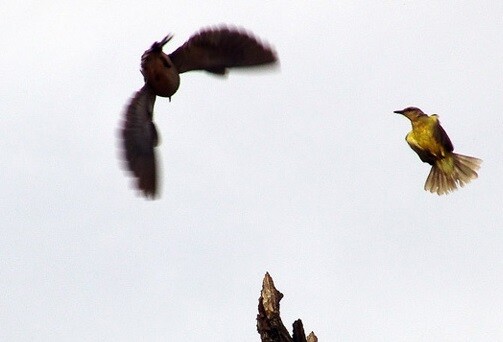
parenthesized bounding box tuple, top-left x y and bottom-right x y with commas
(394, 110, 404, 114)
(145, 34, 174, 55)
(157, 34, 174, 48)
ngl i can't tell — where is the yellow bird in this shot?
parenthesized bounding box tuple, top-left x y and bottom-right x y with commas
(394, 107, 481, 195)
(120, 26, 278, 198)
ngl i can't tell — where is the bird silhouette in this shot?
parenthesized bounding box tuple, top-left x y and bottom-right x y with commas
(120, 26, 278, 198)
(395, 107, 481, 195)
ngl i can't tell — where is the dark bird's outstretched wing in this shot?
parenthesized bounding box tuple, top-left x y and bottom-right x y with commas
(120, 84, 159, 198)
(169, 26, 277, 75)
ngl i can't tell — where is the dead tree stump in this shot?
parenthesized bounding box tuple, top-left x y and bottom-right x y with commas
(256, 273, 318, 342)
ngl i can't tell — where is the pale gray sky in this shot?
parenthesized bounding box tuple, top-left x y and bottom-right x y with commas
(1, 1, 502, 341)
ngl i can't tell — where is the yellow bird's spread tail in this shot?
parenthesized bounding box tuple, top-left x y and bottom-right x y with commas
(424, 153, 482, 195)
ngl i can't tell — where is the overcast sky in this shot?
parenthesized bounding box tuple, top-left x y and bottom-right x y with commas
(1, 1, 502, 341)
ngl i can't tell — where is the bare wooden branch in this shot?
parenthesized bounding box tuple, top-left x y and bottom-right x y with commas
(256, 273, 318, 342)
(306, 332, 318, 342)
(292, 319, 307, 342)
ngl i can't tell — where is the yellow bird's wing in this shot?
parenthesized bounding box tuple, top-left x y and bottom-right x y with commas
(406, 134, 437, 165)
(432, 116, 454, 152)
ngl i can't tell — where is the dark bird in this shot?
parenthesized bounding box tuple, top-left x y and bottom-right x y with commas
(394, 107, 481, 195)
(120, 26, 278, 198)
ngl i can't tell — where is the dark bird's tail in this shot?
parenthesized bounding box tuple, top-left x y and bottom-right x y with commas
(424, 153, 482, 195)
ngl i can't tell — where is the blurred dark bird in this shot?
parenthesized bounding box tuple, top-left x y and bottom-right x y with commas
(120, 26, 278, 198)
(394, 107, 481, 195)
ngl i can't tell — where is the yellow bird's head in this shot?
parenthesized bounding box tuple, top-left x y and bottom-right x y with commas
(394, 106, 426, 121)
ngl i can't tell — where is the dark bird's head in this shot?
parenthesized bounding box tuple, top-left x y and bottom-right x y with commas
(141, 34, 173, 62)
(140, 34, 180, 98)
(394, 106, 426, 121)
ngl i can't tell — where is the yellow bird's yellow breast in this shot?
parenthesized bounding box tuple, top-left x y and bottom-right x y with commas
(406, 115, 446, 157)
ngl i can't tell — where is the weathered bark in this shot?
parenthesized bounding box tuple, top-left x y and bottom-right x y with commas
(257, 273, 318, 342)
(306, 332, 318, 342)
